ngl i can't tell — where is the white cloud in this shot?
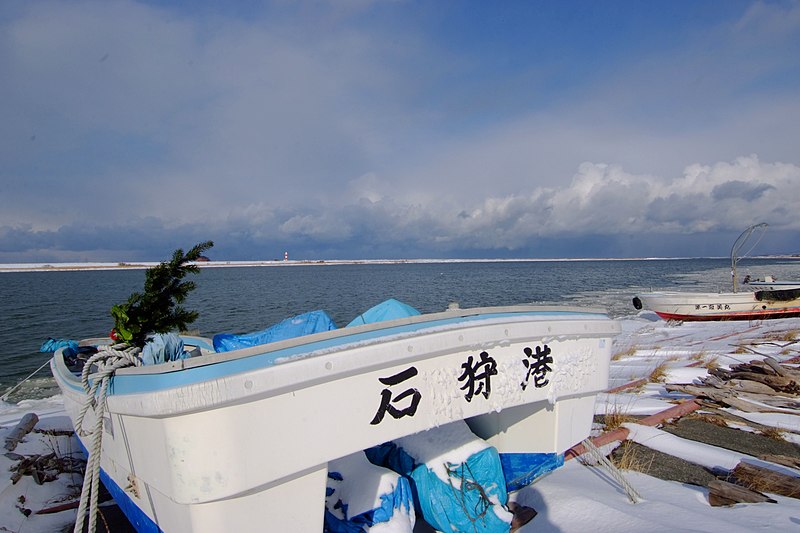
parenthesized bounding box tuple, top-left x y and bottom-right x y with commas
(1, 1, 800, 260)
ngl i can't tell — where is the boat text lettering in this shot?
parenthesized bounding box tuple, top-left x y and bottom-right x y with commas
(694, 304, 732, 311)
(369, 367, 422, 425)
(520, 344, 552, 390)
(458, 351, 498, 402)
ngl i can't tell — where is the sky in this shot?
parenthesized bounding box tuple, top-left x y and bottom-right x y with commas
(2, 0, 800, 262)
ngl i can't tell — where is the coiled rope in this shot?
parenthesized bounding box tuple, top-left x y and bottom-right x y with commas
(579, 438, 643, 504)
(73, 344, 142, 533)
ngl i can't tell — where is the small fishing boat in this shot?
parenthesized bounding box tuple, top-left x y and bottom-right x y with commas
(51, 302, 619, 532)
(632, 288, 800, 321)
(632, 223, 800, 321)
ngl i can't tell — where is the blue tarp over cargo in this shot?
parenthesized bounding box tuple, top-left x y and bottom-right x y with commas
(500, 452, 563, 492)
(324, 452, 415, 532)
(212, 310, 337, 353)
(346, 298, 420, 327)
(366, 421, 512, 533)
(39, 338, 78, 353)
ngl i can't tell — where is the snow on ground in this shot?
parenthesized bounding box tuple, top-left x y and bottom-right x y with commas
(2, 312, 800, 532)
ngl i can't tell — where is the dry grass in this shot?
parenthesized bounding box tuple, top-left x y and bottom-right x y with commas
(611, 441, 655, 473)
(599, 402, 637, 431)
(690, 350, 707, 361)
(689, 413, 730, 428)
(732, 344, 750, 355)
(758, 426, 787, 441)
(648, 362, 669, 383)
(703, 356, 720, 370)
(612, 346, 637, 361)
(762, 328, 800, 343)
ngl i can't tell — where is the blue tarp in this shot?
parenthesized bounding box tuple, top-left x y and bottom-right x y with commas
(499, 452, 564, 492)
(324, 452, 415, 532)
(346, 299, 420, 327)
(141, 333, 188, 366)
(39, 338, 78, 353)
(212, 310, 337, 353)
(366, 423, 511, 533)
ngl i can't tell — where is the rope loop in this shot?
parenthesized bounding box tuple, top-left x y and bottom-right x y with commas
(73, 343, 142, 533)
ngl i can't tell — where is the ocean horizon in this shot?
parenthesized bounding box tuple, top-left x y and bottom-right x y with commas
(3, 254, 800, 273)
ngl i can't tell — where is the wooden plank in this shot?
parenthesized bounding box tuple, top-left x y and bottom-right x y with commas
(732, 461, 800, 499)
(708, 479, 776, 506)
(665, 384, 770, 413)
(759, 454, 800, 470)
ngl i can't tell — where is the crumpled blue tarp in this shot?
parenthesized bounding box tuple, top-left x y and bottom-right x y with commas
(324, 452, 415, 532)
(366, 423, 510, 533)
(212, 310, 337, 353)
(141, 333, 187, 365)
(39, 338, 79, 353)
(346, 299, 420, 327)
(499, 452, 564, 492)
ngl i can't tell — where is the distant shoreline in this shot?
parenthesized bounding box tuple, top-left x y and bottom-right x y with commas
(1, 255, 798, 273)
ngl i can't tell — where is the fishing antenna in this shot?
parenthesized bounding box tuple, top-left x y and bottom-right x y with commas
(730, 223, 768, 292)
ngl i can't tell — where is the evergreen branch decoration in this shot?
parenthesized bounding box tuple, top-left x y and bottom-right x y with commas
(111, 241, 213, 347)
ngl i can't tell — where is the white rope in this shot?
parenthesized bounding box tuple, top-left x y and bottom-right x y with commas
(0, 358, 53, 402)
(579, 438, 643, 504)
(73, 344, 142, 533)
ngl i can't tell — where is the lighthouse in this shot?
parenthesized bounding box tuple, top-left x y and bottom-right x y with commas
(284, 251, 288, 261)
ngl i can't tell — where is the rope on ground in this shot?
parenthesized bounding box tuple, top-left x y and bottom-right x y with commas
(579, 438, 643, 504)
(73, 344, 142, 533)
(1, 358, 53, 402)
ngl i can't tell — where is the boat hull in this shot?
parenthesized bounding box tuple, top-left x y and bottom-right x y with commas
(633, 290, 800, 321)
(52, 306, 619, 532)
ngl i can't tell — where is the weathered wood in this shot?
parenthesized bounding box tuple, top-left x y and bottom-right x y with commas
(759, 454, 800, 470)
(4, 413, 38, 451)
(734, 392, 800, 411)
(732, 461, 800, 499)
(707, 479, 776, 506)
(702, 375, 727, 389)
(725, 379, 782, 395)
(665, 384, 771, 412)
(764, 357, 790, 377)
(727, 372, 799, 395)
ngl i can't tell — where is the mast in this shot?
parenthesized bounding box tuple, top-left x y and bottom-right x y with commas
(730, 223, 768, 292)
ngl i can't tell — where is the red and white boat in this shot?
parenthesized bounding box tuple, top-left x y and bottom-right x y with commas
(632, 223, 800, 321)
(632, 287, 800, 321)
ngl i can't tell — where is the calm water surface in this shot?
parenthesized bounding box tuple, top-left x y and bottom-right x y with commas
(2, 258, 798, 399)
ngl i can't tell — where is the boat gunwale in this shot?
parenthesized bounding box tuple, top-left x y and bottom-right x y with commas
(59, 305, 613, 378)
(52, 305, 619, 403)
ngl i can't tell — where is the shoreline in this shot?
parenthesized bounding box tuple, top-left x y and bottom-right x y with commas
(2, 255, 798, 273)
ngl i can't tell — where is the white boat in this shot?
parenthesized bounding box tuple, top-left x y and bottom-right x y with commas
(632, 223, 800, 321)
(632, 288, 800, 321)
(51, 304, 619, 532)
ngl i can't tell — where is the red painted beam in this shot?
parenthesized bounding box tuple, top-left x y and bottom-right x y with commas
(565, 399, 702, 461)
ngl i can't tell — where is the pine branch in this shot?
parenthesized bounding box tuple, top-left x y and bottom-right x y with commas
(111, 241, 213, 347)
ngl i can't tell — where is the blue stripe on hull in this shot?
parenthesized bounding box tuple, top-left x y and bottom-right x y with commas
(99, 468, 162, 533)
(76, 440, 161, 532)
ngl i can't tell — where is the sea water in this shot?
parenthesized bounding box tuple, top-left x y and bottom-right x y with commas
(1, 257, 798, 400)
